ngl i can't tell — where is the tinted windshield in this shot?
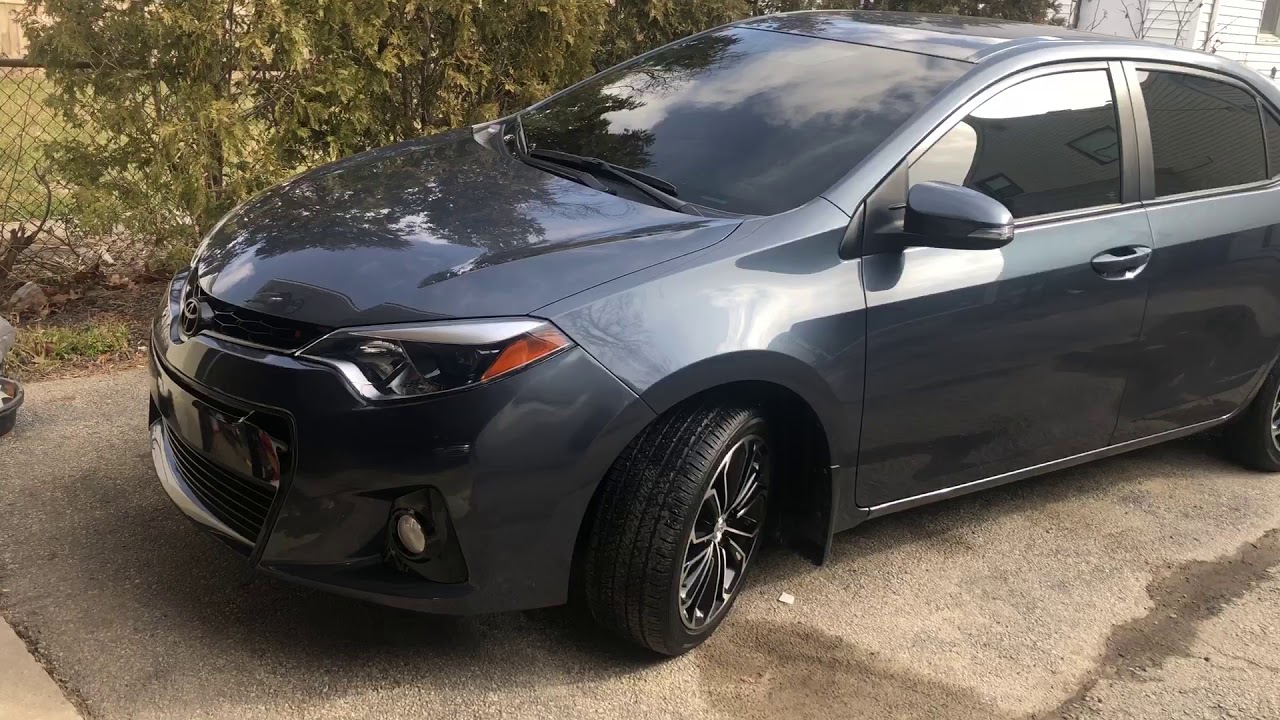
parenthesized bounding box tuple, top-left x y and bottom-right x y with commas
(520, 27, 968, 216)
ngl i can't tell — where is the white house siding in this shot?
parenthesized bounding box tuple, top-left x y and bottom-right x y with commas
(1072, 0, 1280, 88)
(1072, 0, 1203, 47)
(1073, 0, 1147, 40)
(0, 2, 27, 58)
(1193, 0, 1280, 85)
(1144, 0, 1204, 46)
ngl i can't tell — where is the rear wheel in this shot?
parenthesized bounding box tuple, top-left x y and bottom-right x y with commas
(582, 402, 770, 655)
(1223, 362, 1280, 471)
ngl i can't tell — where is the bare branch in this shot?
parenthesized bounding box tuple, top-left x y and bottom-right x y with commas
(1120, 0, 1151, 38)
(1083, 7, 1110, 31)
(1205, 16, 1243, 53)
(28, 167, 52, 243)
(1118, 0, 1204, 45)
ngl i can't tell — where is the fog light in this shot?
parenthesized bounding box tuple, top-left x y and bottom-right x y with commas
(395, 512, 428, 556)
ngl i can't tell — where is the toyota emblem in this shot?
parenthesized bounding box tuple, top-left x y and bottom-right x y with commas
(180, 297, 202, 337)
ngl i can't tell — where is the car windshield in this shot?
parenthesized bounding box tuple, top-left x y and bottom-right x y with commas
(520, 26, 969, 216)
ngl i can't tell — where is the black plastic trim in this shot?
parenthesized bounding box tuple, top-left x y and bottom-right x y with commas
(1110, 60, 1142, 205)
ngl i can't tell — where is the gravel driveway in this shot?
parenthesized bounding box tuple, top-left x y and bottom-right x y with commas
(1, 369, 1278, 719)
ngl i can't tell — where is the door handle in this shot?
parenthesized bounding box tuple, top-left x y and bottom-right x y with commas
(1091, 246, 1152, 280)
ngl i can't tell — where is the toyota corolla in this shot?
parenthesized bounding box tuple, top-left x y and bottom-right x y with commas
(150, 11, 1280, 654)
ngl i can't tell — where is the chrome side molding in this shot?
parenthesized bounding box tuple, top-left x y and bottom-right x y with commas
(864, 413, 1233, 518)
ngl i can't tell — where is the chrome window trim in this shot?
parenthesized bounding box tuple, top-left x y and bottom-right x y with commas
(1013, 201, 1148, 229)
(1139, 177, 1280, 209)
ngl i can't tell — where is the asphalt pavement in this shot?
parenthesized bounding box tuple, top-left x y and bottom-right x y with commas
(1, 369, 1278, 719)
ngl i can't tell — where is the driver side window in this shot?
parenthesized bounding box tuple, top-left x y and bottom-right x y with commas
(911, 70, 1122, 219)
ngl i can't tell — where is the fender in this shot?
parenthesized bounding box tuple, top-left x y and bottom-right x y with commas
(540, 198, 869, 563)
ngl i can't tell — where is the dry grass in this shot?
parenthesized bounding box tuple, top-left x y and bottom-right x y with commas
(2, 279, 162, 381)
(5, 321, 133, 379)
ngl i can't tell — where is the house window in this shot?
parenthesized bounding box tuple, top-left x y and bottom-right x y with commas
(1263, 0, 1280, 39)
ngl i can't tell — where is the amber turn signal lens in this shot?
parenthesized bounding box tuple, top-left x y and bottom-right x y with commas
(480, 326, 572, 381)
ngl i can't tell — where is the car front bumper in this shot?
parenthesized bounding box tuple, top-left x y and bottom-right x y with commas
(148, 277, 654, 614)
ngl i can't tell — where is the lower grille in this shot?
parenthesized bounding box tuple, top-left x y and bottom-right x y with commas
(166, 426, 277, 543)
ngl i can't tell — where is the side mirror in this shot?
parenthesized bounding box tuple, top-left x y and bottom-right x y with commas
(903, 181, 1014, 250)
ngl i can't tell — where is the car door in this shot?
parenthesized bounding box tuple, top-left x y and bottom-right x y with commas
(856, 63, 1155, 509)
(1111, 65, 1280, 442)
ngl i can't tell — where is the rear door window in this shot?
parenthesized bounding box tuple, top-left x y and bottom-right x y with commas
(910, 70, 1121, 219)
(1136, 71, 1266, 196)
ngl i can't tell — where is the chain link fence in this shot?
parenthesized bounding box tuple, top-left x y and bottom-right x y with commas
(1, 58, 158, 294)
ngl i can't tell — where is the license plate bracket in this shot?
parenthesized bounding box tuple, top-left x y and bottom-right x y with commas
(153, 371, 285, 487)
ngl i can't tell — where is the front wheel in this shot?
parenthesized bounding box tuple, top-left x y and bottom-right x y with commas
(582, 402, 771, 655)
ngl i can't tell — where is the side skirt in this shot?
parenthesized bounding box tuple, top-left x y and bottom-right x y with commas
(862, 411, 1235, 521)
(804, 353, 1276, 559)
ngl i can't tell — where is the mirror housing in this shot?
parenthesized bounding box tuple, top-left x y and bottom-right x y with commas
(903, 181, 1014, 250)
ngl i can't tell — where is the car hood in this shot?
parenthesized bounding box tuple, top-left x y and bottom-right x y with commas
(192, 127, 739, 328)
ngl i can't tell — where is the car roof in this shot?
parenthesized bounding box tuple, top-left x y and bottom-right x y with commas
(732, 10, 1151, 63)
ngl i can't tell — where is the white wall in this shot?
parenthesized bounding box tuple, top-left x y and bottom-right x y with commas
(1074, 0, 1143, 38)
(1073, 0, 1203, 46)
(1073, 0, 1280, 87)
(1193, 0, 1280, 84)
(1146, 0, 1205, 46)
(0, 2, 27, 58)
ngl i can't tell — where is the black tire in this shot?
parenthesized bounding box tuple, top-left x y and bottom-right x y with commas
(582, 402, 771, 655)
(1223, 362, 1280, 471)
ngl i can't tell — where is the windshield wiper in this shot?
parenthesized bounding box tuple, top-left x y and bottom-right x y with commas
(505, 118, 613, 195)
(527, 148, 698, 216)
(528, 149, 677, 195)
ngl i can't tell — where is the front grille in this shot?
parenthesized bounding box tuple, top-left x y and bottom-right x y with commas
(166, 426, 277, 543)
(188, 284, 330, 352)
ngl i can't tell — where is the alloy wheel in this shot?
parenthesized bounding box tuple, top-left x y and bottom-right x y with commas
(1271, 385, 1280, 452)
(679, 434, 768, 630)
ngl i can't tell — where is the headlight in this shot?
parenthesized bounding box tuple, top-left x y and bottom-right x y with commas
(298, 318, 573, 401)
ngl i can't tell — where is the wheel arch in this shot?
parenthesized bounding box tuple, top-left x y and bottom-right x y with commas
(641, 352, 849, 563)
(638, 350, 847, 457)
(570, 355, 843, 596)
